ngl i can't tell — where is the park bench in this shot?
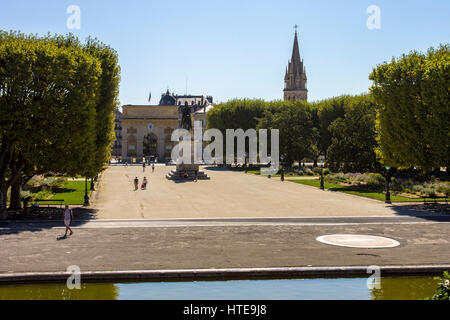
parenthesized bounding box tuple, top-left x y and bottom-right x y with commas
(30, 199, 65, 209)
(423, 195, 448, 205)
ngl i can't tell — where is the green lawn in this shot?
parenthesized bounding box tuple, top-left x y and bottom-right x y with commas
(245, 170, 315, 178)
(50, 180, 90, 205)
(288, 179, 445, 202)
(9, 180, 91, 207)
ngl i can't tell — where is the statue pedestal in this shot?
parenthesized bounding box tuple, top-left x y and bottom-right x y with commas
(166, 163, 210, 180)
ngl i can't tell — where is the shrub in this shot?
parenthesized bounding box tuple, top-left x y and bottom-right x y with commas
(428, 271, 450, 300)
(49, 178, 66, 188)
(326, 172, 348, 183)
(35, 186, 52, 200)
(436, 184, 450, 197)
(366, 173, 385, 185)
(41, 177, 57, 188)
(20, 190, 33, 201)
(412, 185, 424, 194)
(422, 187, 436, 197)
(312, 167, 323, 175)
(26, 176, 43, 187)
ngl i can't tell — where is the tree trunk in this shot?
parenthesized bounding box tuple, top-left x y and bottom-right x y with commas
(9, 175, 22, 210)
(0, 182, 7, 220)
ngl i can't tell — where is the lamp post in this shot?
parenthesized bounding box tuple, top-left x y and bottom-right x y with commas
(244, 152, 248, 173)
(320, 169, 325, 190)
(385, 166, 391, 203)
(84, 177, 90, 206)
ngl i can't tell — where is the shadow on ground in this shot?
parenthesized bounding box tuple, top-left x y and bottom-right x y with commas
(173, 179, 197, 184)
(204, 166, 250, 172)
(0, 207, 98, 235)
(386, 203, 449, 220)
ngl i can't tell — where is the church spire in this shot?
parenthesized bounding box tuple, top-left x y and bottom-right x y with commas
(291, 28, 301, 65)
(283, 26, 308, 101)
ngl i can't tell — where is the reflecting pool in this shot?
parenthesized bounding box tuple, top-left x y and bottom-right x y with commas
(0, 276, 439, 300)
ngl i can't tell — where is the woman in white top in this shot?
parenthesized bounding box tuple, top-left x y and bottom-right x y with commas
(142, 177, 148, 190)
(63, 205, 74, 236)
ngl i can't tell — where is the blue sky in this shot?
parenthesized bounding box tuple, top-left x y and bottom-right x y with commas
(1, 0, 449, 105)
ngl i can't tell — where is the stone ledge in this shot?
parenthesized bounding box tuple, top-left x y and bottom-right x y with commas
(1, 265, 449, 284)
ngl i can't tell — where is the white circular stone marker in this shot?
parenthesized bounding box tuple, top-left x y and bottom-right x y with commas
(316, 234, 400, 249)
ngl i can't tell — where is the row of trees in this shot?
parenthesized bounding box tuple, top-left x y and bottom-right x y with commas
(0, 31, 120, 217)
(207, 94, 378, 170)
(207, 45, 448, 173)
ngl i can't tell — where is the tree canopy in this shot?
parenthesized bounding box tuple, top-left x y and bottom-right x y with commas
(370, 45, 449, 170)
(0, 31, 120, 215)
(326, 95, 379, 172)
(207, 95, 375, 169)
(257, 100, 318, 166)
(207, 98, 266, 132)
(312, 96, 348, 157)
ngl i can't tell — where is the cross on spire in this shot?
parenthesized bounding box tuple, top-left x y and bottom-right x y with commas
(294, 24, 298, 33)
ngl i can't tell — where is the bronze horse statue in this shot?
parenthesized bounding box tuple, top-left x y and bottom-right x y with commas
(179, 105, 192, 132)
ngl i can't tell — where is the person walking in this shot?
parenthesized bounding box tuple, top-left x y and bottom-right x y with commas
(134, 177, 139, 190)
(194, 170, 198, 182)
(143, 162, 146, 172)
(63, 205, 74, 237)
(142, 177, 148, 190)
(152, 163, 155, 173)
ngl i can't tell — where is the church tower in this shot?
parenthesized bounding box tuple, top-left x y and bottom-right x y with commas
(284, 28, 308, 101)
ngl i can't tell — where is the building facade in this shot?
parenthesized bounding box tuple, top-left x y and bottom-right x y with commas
(117, 90, 213, 163)
(112, 109, 123, 157)
(284, 30, 308, 101)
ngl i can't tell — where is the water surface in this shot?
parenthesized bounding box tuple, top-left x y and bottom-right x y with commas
(0, 277, 438, 300)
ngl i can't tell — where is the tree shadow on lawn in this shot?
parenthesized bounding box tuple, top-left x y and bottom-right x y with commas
(204, 166, 264, 173)
(52, 187, 77, 194)
(0, 207, 98, 236)
(204, 166, 233, 172)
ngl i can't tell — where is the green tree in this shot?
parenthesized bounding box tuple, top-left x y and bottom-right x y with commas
(207, 99, 267, 132)
(207, 99, 267, 164)
(0, 31, 111, 216)
(326, 95, 380, 172)
(370, 45, 450, 170)
(313, 96, 348, 158)
(258, 100, 318, 167)
(84, 38, 120, 176)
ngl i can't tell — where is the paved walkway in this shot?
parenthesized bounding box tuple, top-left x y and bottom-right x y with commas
(0, 217, 449, 273)
(2, 166, 448, 276)
(92, 166, 426, 219)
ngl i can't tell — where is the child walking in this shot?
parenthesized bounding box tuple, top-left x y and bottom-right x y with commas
(63, 205, 74, 237)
